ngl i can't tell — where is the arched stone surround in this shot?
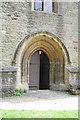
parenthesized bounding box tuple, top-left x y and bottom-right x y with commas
(13, 32, 70, 91)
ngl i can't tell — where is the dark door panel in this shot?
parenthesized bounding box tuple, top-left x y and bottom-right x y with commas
(39, 51, 50, 89)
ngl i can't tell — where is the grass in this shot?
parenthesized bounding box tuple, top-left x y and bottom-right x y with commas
(0, 110, 78, 119)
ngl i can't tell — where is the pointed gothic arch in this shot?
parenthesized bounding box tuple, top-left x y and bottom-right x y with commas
(13, 32, 70, 91)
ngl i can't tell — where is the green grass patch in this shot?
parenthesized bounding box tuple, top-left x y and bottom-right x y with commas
(0, 110, 78, 119)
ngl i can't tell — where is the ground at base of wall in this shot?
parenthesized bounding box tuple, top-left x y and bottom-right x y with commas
(0, 90, 78, 110)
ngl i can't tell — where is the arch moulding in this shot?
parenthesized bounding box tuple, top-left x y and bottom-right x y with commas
(13, 32, 70, 91)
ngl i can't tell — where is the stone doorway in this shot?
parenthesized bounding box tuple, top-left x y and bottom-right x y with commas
(13, 32, 70, 91)
(29, 50, 50, 90)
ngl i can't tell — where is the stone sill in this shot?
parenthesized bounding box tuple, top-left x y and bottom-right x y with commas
(0, 67, 17, 72)
(31, 10, 62, 16)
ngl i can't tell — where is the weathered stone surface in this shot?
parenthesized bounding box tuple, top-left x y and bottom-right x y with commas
(0, 2, 78, 66)
(0, 67, 16, 97)
(0, 1, 79, 96)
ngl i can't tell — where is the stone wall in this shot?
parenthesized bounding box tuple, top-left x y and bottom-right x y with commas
(1, 2, 78, 66)
(0, 1, 79, 96)
(0, 67, 16, 97)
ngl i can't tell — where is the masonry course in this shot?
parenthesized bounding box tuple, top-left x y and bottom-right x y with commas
(0, 1, 79, 96)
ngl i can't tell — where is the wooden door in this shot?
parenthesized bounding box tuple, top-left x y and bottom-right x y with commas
(29, 51, 40, 90)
